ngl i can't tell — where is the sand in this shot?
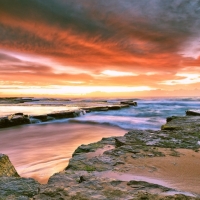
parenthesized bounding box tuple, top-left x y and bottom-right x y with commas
(102, 148, 200, 194)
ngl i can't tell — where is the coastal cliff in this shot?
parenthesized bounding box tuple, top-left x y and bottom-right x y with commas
(0, 111, 200, 199)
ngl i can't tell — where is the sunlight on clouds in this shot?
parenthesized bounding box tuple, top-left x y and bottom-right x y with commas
(52, 65, 90, 74)
(55, 86, 154, 94)
(101, 70, 138, 77)
(2, 85, 155, 96)
(160, 73, 200, 85)
(65, 81, 85, 84)
(180, 35, 200, 59)
(0, 49, 89, 75)
(1, 49, 51, 63)
(145, 72, 157, 76)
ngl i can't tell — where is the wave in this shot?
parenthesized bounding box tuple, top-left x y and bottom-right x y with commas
(67, 115, 165, 130)
(1, 97, 200, 130)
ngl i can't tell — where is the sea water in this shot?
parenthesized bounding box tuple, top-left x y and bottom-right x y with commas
(1, 97, 200, 130)
(0, 97, 200, 183)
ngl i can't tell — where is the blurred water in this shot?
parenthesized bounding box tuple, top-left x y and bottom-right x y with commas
(1, 97, 200, 183)
(67, 97, 200, 130)
(1, 97, 200, 130)
(0, 123, 125, 183)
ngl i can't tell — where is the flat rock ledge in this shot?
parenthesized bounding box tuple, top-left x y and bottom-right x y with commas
(0, 103, 132, 129)
(1, 114, 200, 199)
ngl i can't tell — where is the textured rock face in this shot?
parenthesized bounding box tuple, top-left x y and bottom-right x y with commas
(161, 116, 200, 132)
(33, 171, 198, 200)
(0, 177, 40, 199)
(0, 154, 19, 177)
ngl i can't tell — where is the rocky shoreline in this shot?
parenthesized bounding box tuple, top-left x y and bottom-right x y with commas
(0, 110, 200, 199)
(0, 100, 136, 129)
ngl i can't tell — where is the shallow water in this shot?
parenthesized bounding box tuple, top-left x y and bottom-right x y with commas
(1, 97, 200, 130)
(1, 97, 200, 184)
(0, 122, 125, 183)
(95, 171, 196, 197)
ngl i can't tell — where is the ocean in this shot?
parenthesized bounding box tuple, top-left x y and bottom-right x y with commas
(0, 97, 200, 183)
(1, 97, 200, 130)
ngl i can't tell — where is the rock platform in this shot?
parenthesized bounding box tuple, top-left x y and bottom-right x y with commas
(0, 113, 200, 199)
(0, 103, 133, 128)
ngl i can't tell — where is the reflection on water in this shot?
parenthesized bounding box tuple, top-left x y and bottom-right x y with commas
(0, 106, 79, 117)
(0, 122, 125, 183)
(95, 171, 169, 187)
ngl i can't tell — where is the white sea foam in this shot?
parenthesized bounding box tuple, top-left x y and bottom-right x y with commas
(1, 97, 200, 130)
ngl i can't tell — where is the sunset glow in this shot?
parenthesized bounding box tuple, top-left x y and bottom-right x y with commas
(2, 85, 155, 97)
(1, 0, 200, 97)
(101, 70, 138, 77)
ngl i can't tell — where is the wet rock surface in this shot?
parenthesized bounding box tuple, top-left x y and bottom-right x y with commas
(120, 101, 138, 106)
(0, 113, 30, 128)
(1, 114, 200, 199)
(186, 110, 200, 116)
(161, 115, 200, 133)
(0, 103, 131, 128)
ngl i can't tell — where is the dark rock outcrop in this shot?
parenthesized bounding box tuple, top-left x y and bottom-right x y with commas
(120, 101, 137, 106)
(47, 109, 85, 119)
(47, 111, 75, 119)
(31, 114, 49, 122)
(0, 110, 86, 128)
(186, 110, 200, 116)
(0, 113, 30, 128)
(84, 104, 130, 112)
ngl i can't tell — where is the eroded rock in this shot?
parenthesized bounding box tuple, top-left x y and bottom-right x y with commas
(0, 154, 19, 177)
(0, 177, 40, 199)
(1, 114, 200, 199)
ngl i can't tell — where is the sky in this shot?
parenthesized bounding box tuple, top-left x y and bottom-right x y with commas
(0, 0, 200, 97)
